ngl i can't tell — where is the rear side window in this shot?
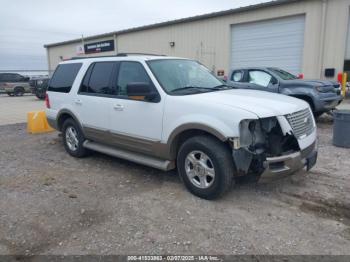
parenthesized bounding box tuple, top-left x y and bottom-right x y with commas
(0, 74, 12, 82)
(48, 63, 82, 93)
(88, 62, 115, 94)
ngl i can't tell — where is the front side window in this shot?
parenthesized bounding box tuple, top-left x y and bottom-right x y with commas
(117, 62, 152, 96)
(147, 59, 224, 95)
(248, 70, 272, 88)
(87, 62, 115, 95)
(48, 63, 82, 93)
(268, 68, 297, 80)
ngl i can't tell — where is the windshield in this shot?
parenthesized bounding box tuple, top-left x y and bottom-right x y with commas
(268, 68, 297, 80)
(147, 59, 225, 94)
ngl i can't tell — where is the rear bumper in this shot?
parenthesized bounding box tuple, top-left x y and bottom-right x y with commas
(46, 116, 58, 130)
(260, 141, 317, 180)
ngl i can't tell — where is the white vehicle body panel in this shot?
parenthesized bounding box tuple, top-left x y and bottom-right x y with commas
(46, 55, 317, 176)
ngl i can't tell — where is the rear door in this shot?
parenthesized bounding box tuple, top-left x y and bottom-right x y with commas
(74, 62, 117, 142)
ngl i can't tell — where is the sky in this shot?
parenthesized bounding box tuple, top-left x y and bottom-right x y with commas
(0, 0, 270, 71)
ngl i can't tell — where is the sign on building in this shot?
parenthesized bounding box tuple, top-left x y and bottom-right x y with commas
(76, 45, 85, 55)
(84, 40, 115, 54)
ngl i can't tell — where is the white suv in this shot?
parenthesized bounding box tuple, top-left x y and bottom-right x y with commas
(46, 54, 317, 199)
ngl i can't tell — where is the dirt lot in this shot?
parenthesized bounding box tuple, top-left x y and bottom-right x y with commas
(0, 116, 350, 256)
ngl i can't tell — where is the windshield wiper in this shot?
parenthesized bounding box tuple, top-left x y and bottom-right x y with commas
(212, 84, 232, 90)
(170, 86, 212, 93)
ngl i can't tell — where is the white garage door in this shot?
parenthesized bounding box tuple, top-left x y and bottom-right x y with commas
(345, 15, 350, 60)
(231, 15, 305, 74)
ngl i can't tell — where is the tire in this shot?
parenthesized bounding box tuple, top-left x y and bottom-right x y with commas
(7, 93, 14, 96)
(14, 87, 24, 96)
(62, 118, 89, 158)
(177, 135, 234, 200)
(313, 111, 323, 119)
(35, 92, 46, 100)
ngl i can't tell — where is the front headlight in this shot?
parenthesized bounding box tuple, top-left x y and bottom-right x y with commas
(239, 119, 260, 147)
(315, 86, 333, 93)
(315, 86, 325, 92)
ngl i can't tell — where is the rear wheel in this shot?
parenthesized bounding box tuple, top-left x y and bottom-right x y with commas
(7, 93, 14, 96)
(62, 118, 89, 158)
(177, 135, 234, 200)
(35, 91, 46, 100)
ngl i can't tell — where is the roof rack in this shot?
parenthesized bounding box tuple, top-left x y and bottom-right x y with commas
(69, 53, 166, 60)
(116, 53, 166, 57)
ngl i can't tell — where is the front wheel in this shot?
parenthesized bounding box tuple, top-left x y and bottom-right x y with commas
(62, 118, 89, 158)
(14, 87, 24, 96)
(313, 111, 324, 119)
(177, 135, 234, 200)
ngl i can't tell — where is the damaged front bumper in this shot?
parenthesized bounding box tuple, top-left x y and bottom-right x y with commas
(260, 141, 317, 180)
(232, 109, 318, 181)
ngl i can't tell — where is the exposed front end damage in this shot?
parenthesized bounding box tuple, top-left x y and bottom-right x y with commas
(231, 114, 317, 180)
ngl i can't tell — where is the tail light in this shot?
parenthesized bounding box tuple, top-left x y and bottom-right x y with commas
(297, 73, 304, 79)
(45, 93, 50, 108)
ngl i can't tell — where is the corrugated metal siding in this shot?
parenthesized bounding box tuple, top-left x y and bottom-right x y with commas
(231, 15, 305, 74)
(346, 14, 350, 60)
(47, 0, 350, 79)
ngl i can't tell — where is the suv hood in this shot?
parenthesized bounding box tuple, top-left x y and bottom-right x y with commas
(197, 89, 309, 118)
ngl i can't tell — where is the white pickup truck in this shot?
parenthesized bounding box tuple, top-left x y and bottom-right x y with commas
(46, 54, 317, 199)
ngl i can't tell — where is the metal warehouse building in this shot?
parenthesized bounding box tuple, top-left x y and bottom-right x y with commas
(45, 0, 350, 80)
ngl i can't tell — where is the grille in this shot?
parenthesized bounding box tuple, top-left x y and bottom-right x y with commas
(285, 108, 314, 139)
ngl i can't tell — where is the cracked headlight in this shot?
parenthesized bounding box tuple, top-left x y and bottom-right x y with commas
(239, 119, 260, 147)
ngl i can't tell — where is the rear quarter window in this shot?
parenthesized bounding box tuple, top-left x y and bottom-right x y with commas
(48, 63, 82, 93)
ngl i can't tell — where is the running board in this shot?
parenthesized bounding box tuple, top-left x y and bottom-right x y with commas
(83, 140, 175, 171)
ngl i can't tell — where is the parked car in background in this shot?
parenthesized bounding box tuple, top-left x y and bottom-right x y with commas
(46, 55, 317, 199)
(29, 77, 49, 100)
(227, 67, 343, 117)
(0, 73, 31, 96)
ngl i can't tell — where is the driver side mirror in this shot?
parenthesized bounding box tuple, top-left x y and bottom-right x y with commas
(126, 82, 159, 102)
(271, 77, 278, 85)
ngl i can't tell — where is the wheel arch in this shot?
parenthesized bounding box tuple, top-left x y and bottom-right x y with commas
(167, 124, 229, 160)
(57, 109, 84, 135)
(13, 86, 25, 93)
(289, 94, 315, 111)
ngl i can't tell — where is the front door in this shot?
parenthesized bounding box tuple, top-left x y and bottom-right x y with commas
(109, 61, 164, 154)
(247, 70, 279, 93)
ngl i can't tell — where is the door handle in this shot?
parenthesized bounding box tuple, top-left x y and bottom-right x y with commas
(113, 104, 124, 111)
(74, 99, 82, 105)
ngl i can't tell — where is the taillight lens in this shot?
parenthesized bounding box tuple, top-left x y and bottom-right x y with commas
(45, 94, 50, 108)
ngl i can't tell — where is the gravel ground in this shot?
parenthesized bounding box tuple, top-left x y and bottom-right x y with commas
(0, 118, 349, 256)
